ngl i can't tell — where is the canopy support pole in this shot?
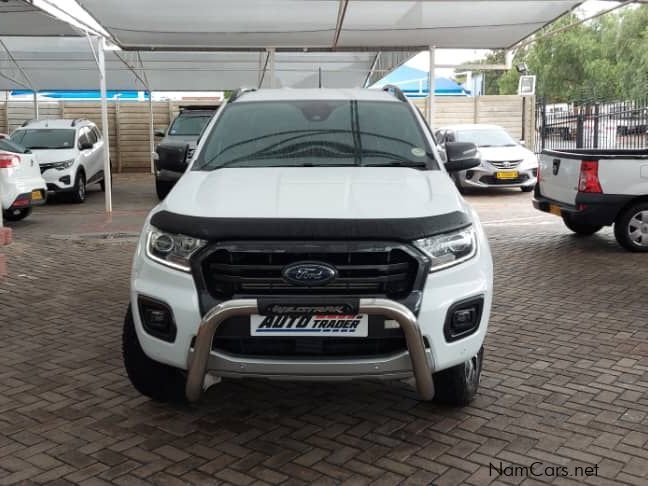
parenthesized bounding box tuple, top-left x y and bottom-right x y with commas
(426, 46, 436, 125)
(268, 48, 276, 88)
(95, 37, 113, 213)
(363, 52, 381, 88)
(33, 91, 39, 120)
(149, 92, 154, 174)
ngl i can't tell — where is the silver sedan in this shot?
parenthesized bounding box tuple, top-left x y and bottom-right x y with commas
(435, 124, 538, 192)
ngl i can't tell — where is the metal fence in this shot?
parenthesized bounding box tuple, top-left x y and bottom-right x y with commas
(535, 97, 648, 153)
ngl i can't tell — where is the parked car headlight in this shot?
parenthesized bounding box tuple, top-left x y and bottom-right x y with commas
(414, 226, 477, 271)
(52, 159, 75, 170)
(146, 227, 206, 271)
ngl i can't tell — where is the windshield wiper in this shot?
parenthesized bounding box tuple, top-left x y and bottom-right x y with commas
(362, 160, 428, 168)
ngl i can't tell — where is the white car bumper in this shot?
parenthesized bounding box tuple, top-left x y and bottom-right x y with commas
(129, 218, 493, 390)
(0, 173, 47, 210)
(459, 164, 537, 188)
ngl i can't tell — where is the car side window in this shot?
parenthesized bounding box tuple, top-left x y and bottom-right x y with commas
(445, 131, 456, 143)
(91, 126, 102, 141)
(86, 127, 98, 145)
(77, 127, 90, 149)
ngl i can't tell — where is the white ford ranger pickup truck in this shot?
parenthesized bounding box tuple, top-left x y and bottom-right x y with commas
(124, 87, 494, 406)
(533, 148, 648, 251)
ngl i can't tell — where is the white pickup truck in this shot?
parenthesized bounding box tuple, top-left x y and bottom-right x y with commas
(533, 149, 648, 251)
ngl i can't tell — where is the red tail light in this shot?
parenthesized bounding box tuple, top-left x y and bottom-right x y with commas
(578, 160, 602, 193)
(0, 153, 20, 169)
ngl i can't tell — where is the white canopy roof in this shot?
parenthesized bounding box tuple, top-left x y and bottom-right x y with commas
(77, 0, 583, 51)
(0, 0, 78, 37)
(0, 36, 410, 90)
(0, 0, 585, 91)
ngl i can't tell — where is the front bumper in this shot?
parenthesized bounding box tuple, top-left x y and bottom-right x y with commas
(185, 298, 435, 402)
(130, 218, 493, 401)
(42, 168, 74, 192)
(1, 178, 47, 210)
(533, 189, 632, 226)
(459, 165, 537, 188)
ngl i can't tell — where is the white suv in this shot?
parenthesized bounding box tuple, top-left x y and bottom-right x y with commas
(125, 87, 494, 407)
(11, 119, 108, 203)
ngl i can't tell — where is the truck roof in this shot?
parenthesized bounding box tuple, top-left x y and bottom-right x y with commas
(235, 88, 400, 103)
(439, 123, 506, 131)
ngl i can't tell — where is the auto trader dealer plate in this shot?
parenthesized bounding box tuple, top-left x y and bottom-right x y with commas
(251, 314, 368, 337)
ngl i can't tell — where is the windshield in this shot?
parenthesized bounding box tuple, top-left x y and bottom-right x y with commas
(193, 100, 437, 170)
(0, 138, 29, 154)
(11, 129, 75, 150)
(169, 115, 212, 136)
(455, 128, 517, 147)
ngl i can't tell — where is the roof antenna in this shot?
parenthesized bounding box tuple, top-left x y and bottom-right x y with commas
(318, 67, 322, 88)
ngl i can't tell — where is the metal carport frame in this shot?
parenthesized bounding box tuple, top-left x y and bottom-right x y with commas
(2, 0, 590, 217)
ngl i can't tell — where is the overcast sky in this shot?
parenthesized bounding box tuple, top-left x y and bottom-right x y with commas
(406, 1, 624, 76)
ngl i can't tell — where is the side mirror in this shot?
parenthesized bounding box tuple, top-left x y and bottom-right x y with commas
(154, 128, 166, 138)
(79, 141, 93, 150)
(444, 142, 481, 172)
(155, 142, 189, 173)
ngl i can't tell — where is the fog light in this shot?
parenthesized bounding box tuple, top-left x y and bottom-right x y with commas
(444, 297, 483, 342)
(138, 296, 177, 342)
(466, 170, 475, 180)
(59, 175, 71, 185)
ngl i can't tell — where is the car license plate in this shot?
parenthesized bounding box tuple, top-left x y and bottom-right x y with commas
(549, 204, 562, 216)
(251, 314, 368, 337)
(31, 190, 42, 201)
(496, 170, 519, 180)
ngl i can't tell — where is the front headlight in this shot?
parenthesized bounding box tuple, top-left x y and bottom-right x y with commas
(52, 159, 74, 170)
(146, 227, 206, 272)
(414, 226, 477, 271)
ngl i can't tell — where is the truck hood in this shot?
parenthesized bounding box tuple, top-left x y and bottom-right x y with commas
(478, 145, 535, 162)
(161, 135, 198, 148)
(29, 149, 77, 164)
(161, 167, 465, 219)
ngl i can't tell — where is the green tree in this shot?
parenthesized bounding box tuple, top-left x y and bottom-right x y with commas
(455, 5, 648, 101)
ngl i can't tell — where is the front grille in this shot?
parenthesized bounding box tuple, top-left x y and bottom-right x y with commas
(487, 160, 522, 170)
(480, 174, 530, 185)
(206, 312, 410, 359)
(39, 162, 57, 173)
(199, 243, 420, 300)
(212, 336, 407, 358)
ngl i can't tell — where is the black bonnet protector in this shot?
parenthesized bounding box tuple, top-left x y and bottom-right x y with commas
(150, 210, 471, 241)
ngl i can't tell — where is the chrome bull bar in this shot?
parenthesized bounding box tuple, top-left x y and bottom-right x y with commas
(185, 298, 435, 402)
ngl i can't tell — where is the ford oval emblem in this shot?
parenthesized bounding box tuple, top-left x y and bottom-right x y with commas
(282, 261, 337, 286)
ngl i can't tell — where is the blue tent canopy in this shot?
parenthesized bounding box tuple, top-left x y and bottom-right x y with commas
(373, 66, 469, 98)
(10, 90, 147, 100)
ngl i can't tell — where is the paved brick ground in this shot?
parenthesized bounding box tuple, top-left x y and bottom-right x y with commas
(0, 175, 647, 486)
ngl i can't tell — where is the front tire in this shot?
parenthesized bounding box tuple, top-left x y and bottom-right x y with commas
(69, 171, 86, 204)
(122, 306, 187, 402)
(433, 347, 483, 406)
(562, 214, 602, 236)
(520, 185, 534, 193)
(155, 177, 175, 200)
(2, 207, 32, 221)
(614, 202, 648, 252)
